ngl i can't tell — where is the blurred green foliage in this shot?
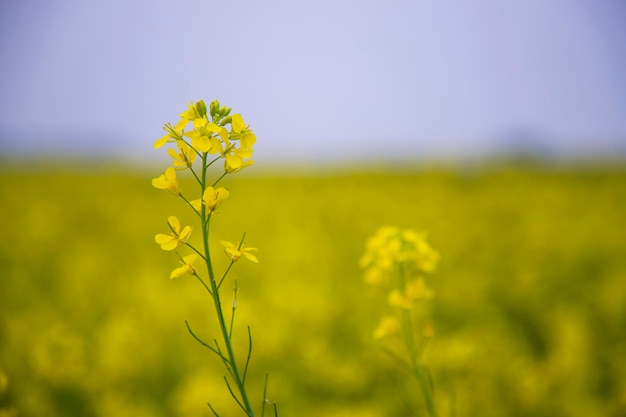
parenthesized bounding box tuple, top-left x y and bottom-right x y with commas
(1, 162, 625, 416)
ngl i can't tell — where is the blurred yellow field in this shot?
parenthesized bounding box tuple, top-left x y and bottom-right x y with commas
(1, 163, 625, 416)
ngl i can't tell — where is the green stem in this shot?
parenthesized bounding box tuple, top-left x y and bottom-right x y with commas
(200, 153, 255, 417)
(398, 262, 437, 417)
(401, 308, 437, 417)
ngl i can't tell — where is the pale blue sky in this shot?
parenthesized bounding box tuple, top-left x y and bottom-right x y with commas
(1, 0, 625, 162)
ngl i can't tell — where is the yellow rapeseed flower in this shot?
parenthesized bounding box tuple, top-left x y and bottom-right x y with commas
(223, 114, 256, 173)
(179, 100, 206, 123)
(154, 122, 185, 149)
(155, 216, 192, 250)
(188, 122, 228, 154)
(152, 167, 181, 195)
(220, 240, 259, 263)
(360, 226, 439, 284)
(190, 187, 229, 214)
(170, 254, 197, 279)
(225, 149, 255, 173)
(168, 141, 197, 169)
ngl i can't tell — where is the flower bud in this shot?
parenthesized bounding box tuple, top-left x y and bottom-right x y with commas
(196, 100, 207, 117)
(220, 107, 232, 117)
(219, 116, 232, 126)
(209, 100, 220, 117)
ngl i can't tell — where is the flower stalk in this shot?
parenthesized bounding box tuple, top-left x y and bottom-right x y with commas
(152, 99, 263, 416)
(361, 226, 440, 416)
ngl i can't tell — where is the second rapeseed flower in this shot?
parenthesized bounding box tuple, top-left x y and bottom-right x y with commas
(220, 240, 258, 263)
(152, 167, 181, 195)
(155, 216, 192, 250)
(170, 254, 197, 279)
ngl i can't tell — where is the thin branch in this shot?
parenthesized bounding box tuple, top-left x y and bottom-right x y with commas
(261, 373, 269, 417)
(242, 326, 253, 384)
(212, 170, 228, 187)
(214, 339, 235, 379)
(207, 402, 221, 417)
(184, 320, 228, 362)
(193, 272, 212, 296)
(178, 193, 201, 217)
(217, 260, 235, 289)
(223, 376, 249, 416)
(229, 280, 238, 338)
(185, 242, 208, 263)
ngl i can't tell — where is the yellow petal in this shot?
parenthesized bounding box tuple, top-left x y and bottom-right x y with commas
(209, 137, 223, 154)
(154, 134, 170, 149)
(160, 240, 179, 251)
(167, 216, 180, 233)
(214, 187, 229, 200)
(235, 147, 253, 158)
(179, 226, 192, 241)
(191, 136, 211, 153)
(151, 177, 165, 189)
(242, 251, 259, 263)
(170, 265, 187, 279)
(220, 240, 235, 250)
(226, 155, 242, 170)
(241, 131, 256, 147)
(164, 167, 177, 180)
(155, 234, 172, 244)
(231, 114, 245, 133)
(167, 147, 180, 160)
(190, 199, 201, 211)
(217, 126, 228, 142)
(206, 122, 221, 132)
(193, 118, 208, 129)
(174, 118, 188, 131)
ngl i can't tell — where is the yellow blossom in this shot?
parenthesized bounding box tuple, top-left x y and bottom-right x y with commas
(220, 240, 258, 263)
(154, 122, 184, 149)
(360, 226, 439, 283)
(170, 254, 197, 279)
(190, 187, 229, 214)
(374, 316, 400, 339)
(168, 141, 197, 169)
(179, 100, 206, 123)
(155, 216, 192, 250)
(188, 122, 228, 154)
(152, 167, 181, 195)
(397, 230, 440, 272)
(223, 114, 255, 173)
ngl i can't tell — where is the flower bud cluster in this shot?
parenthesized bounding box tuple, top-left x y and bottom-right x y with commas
(154, 99, 256, 174)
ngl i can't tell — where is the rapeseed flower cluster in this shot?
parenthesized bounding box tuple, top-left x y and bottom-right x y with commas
(151, 100, 263, 416)
(151, 99, 258, 279)
(361, 226, 439, 416)
(360, 226, 439, 316)
(154, 100, 256, 173)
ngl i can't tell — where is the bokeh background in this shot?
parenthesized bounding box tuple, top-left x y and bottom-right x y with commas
(1, 1, 626, 416)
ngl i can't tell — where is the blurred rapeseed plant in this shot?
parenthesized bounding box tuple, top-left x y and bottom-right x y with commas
(360, 226, 440, 417)
(152, 99, 275, 417)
